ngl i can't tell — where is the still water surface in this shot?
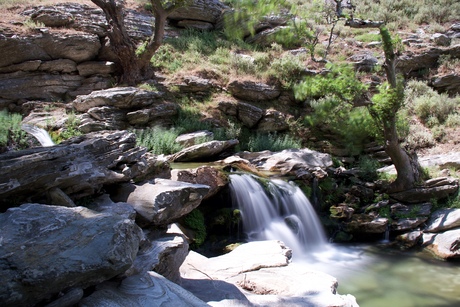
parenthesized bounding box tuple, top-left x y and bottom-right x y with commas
(298, 244, 460, 307)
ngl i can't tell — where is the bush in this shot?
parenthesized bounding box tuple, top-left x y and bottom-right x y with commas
(245, 132, 302, 152)
(358, 156, 380, 182)
(134, 126, 183, 155)
(0, 110, 28, 150)
(183, 209, 207, 248)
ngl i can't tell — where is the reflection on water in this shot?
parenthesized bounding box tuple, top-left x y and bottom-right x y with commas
(296, 244, 460, 307)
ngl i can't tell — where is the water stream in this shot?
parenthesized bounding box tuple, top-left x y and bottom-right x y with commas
(21, 124, 55, 147)
(229, 174, 460, 307)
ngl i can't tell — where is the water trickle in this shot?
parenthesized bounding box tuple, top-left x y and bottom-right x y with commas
(21, 124, 55, 147)
(229, 174, 327, 253)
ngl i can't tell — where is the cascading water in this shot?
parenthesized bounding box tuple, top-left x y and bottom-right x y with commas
(229, 173, 327, 253)
(21, 124, 55, 147)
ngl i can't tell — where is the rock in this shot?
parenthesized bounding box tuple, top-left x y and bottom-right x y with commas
(0, 130, 167, 206)
(168, 0, 229, 24)
(431, 73, 460, 95)
(73, 87, 162, 112)
(176, 75, 215, 94)
(21, 103, 68, 129)
(236, 101, 264, 128)
(392, 217, 428, 232)
(330, 204, 355, 219)
(346, 214, 388, 234)
(169, 139, 239, 162)
(125, 225, 189, 283)
(77, 61, 117, 77)
(125, 103, 178, 126)
(425, 208, 460, 233)
(257, 109, 290, 132)
(349, 53, 379, 72)
(0, 203, 142, 306)
(396, 230, 423, 248)
(422, 228, 460, 260)
(0, 32, 101, 68)
(180, 240, 358, 307)
(79, 271, 208, 307)
(177, 20, 214, 30)
(431, 33, 451, 46)
(109, 179, 210, 227)
(245, 26, 297, 47)
(86, 106, 127, 128)
(171, 166, 229, 200)
(175, 130, 214, 147)
(236, 148, 333, 176)
(379, 152, 460, 174)
(390, 177, 459, 204)
(390, 202, 432, 217)
(228, 80, 281, 101)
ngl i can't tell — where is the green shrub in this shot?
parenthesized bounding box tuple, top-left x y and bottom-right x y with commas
(358, 156, 380, 182)
(0, 110, 28, 150)
(246, 132, 301, 152)
(183, 209, 207, 248)
(269, 53, 307, 87)
(134, 126, 183, 155)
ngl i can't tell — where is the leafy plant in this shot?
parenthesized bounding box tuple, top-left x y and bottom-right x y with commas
(245, 132, 301, 152)
(183, 209, 207, 248)
(0, 110, 28, 150)
(134, 126, 183, 155)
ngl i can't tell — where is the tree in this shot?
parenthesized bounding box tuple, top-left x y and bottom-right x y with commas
(91, 0, 189, 85)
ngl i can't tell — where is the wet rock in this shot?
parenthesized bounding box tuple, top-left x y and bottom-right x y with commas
(396, 230, 423, 248)
(392, 217, 428, 232)
(346, 214, 388, 234)
(0, 203, 142, 306)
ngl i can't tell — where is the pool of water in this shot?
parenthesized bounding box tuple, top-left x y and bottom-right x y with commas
(296, 244, 460, 307)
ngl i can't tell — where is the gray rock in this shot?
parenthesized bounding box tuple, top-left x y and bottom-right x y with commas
(346, 215, 388, 234)
(180, 240, 358, 307)
(425, 208, 460, 233)
(379, 152, 460, 174)
(0, 203, 142, 307)
(175, 130, 214, 147)
(422, 228, 460, 260)
(228, 80, 281, 101)
(237, 101, 264, 128)
(390, 202, 432, 217)
(350, 53, 379, 72)
(79, 271, 208, 307)
(236, 148, 333, 176)
(171, 166, 229, 200)
(77, 61, 117, 77)
(169, 139, 239, 162)
(431, 73, 460, 95)
(392, 217, 428, 231)
(431, 33, 451, 46)
(73, 87, 163, 112)
(257, 109, 290, 132)
(177, 20, 214, 30)
(125, 102, 178, 126)
(0, 130, 166, 204)
(396, 230, 423, 248)
(390, 177, 459, 204)
(110, 179, 210, 227)
(168, 0, 229, 24)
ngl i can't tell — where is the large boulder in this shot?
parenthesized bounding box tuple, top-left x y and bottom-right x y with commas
(425, 208, 460, 233)
(169, 139, 239, 162)
(422, 229, 460, 260)
(0, 203, 142, 306)
(109, 179, 210, 227)
(79, 271, 208, 307)
(431, 73, 460, 95)
(0, 130, 169, 207)
(390, 177, 459, 204)
(168, 0, 229, 26)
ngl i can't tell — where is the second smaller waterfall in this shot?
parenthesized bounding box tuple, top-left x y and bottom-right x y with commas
(21, 124, 55, 147)
(229, 174, 327, 253)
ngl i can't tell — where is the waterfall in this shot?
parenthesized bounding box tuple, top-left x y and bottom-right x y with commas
(229, 174, 327, 253)
(21, 124, 55, 147)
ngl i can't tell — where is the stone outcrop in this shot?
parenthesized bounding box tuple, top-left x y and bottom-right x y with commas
(390, 177, 459, 204)
(0, 130, 169, 207)
(168, 0, 230, 30)
(175, 130, 214, 147)
(73, 87, 178, 132)
(431, 73, 460, 95)
(0, 203, 142, 306)
(109, 179, 210, 227)
(422, 229, 460, 260)
(425, 208, 460, 233)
